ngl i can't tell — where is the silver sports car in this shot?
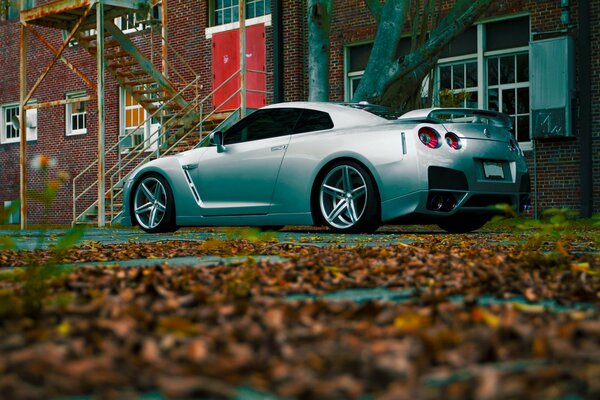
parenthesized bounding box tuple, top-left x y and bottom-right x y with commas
(119, 102, 530, 233)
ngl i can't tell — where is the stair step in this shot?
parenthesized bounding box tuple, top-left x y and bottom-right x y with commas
(105, 51, 130, 60)
(78, 32, 111, 42)
(109, 60, 139, 68)
(125, 77, 157, 86)
(141, 95, 171, 102)
(133, 87, 163, 95)
(130, 70, 150, 76)
(89, 41, 121, 51)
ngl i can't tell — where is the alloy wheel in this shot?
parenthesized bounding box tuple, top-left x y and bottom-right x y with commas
(134, 176, 168, 230)
(319, 165, 368, 229)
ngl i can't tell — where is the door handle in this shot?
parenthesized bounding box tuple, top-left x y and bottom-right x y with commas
(270, 145, 288, 152)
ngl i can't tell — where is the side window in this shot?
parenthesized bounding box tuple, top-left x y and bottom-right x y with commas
(224, 108, 302, 145)
(293, 110, 334, 134)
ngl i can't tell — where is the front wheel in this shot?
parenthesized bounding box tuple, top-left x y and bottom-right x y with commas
(318, 161, 380, 233)
(437, 215, 489, 233)
(132, 174, 178, 233)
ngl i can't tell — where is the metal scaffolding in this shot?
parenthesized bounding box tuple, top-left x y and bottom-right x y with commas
(17, 0, 151, 229)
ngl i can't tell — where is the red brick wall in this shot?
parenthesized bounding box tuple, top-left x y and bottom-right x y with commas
(0, 0, 598, 223)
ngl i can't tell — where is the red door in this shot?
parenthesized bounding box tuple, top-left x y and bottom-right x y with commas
(212, 24, 266, 110)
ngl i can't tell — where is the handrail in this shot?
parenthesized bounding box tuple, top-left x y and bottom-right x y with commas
(73, 75, 202, 223)
(73, 57, 275, 224)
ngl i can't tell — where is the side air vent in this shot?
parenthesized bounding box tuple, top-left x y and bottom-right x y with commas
(183, 169, 203, 206)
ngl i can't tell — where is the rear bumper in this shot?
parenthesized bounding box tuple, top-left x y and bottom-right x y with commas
(381, 166, 530, 222)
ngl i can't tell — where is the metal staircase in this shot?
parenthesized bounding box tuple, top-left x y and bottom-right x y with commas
(70, 3, 255, 226)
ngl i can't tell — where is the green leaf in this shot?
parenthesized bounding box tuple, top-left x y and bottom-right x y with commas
(0, 236, 15, 250)
(55, 226, 85, 250)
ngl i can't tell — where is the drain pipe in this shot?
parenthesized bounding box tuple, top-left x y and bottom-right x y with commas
(579, 0, 592, 217)
(533, 139, 538, 219)
(272, 0, 284, 103)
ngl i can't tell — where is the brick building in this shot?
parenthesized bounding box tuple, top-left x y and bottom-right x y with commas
(0, 0, 597, 225)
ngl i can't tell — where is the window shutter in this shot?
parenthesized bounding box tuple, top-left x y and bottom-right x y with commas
(530, 36, 575, 139)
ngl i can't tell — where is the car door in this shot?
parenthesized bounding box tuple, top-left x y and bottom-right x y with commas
(192, 108, 302, 216)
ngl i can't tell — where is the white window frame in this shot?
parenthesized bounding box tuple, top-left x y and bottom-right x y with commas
(485, 49, 530, 143)
(437, 58, 479, 108)
(211, 0, 271, 27)
(65, 91, 88, 136)
(119, 88, 160, 153)
(205, 14, 271, 38)
(115, 2, 162, 34)
(3, 200, 19, 225)
(1, 102, 37, 145)
(434, 15, 532, 149)
(343, 40, 374, 102)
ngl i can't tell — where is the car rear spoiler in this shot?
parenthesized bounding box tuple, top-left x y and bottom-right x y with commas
(399, 108, 513, 130)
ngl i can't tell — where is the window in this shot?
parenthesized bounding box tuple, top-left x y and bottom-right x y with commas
(345, 38, 413, 101)
(120, 89, 160, 151)
(1, 102, 37, 144)
(116, 3, 161, 33)
(1, 0, 35, 22)
(439, 61, 478, 108)
(3, 200, 19, 225)
(123, 91, 147, 147)
(487, 53, 529, 142)
(224, 108, 301, 145)
(65, 91, 87, 136)
(293, 110, 333, 134)
(213, 0, 271, 26)
(3, 105, 20, 142)
(345, 43, 372, 101)
(435, 16, 531, 145)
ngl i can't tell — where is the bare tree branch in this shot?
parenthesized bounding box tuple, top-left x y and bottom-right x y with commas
(353, 0, 493, 110)
(363, 0, 383, 23)
(351, 0, 409, 103)
(307, 0, 333, 101)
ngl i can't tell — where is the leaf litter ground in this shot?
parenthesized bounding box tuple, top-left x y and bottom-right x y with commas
(0, 225, 599, 399)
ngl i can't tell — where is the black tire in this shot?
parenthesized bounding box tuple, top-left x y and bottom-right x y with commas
(316, 160, 380, 233)
(131, 173, 178, 233)
(437, 214, 490, 233)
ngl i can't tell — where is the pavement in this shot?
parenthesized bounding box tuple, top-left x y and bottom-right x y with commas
(1, 225, 596, 311)
(0, 225, 462, 251)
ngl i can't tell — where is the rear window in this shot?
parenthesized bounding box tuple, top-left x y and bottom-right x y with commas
(341, 102, 400, 120)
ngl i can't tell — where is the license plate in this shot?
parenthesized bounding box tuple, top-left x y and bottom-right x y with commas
(483, 161, 504, 179)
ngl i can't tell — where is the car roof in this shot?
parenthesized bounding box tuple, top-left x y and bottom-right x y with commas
(263, 101, 389, 128)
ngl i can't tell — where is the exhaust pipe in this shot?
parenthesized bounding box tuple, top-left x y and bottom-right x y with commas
(444, 194, 457, 210)
(428, 194, 444, 211)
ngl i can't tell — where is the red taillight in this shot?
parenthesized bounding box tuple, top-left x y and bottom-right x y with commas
(418, 127, 439, 148)
(445, 132, 462, 150)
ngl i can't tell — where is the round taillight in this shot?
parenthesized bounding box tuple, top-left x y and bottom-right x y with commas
(445, 132, 461, 150)
(418, 127, 439, 149)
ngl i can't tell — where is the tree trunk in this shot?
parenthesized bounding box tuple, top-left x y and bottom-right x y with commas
(353, 0, 492, 111)
(352, 0, 409, 104)
(363, 0, 383, 23)
(307, 0, 333, 102)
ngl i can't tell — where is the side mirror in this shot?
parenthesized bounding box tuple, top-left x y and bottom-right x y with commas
(209, 131, 226, 153)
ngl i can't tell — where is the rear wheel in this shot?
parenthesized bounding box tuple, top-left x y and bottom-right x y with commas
(437, 215, 489, 233)
(318, 161, 379, 233)
(132, 174, 178, 233)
